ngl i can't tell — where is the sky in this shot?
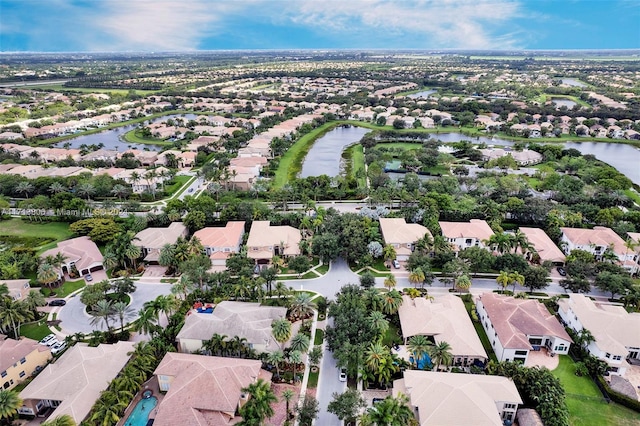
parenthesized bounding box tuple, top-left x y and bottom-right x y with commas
(0, 0, 639, 52)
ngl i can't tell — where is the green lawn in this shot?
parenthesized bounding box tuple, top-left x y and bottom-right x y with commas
(0, 219, 73, 254)
(20, 321, 51, 341)
(382, 322, 403, 347)
(314, 329, 324, 345)
(163, 175, 192, 198)
(308, 369, 319, 388)
(122, 129, 173, 146)
(624, 189, 640, 206)
(6, 83, 158, 95)
(552, 356, 640, 426)
(52, 279, 86, 297)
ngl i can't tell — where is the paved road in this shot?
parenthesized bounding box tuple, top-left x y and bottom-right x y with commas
(55, 280, 173, 334)
(316, 319, 346, 426)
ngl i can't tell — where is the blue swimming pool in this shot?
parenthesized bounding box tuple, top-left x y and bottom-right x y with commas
(124, 396, 157, 426)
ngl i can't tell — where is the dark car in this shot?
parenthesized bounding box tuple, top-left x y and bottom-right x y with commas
(556, 266, 567, 276)
(49, 299, 66, 306)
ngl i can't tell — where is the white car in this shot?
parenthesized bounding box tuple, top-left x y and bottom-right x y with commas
(39, 334, 56, 345)
(339, 367, 347, 382)
(51, 341, 67, 355)
(46, 338, 60, 347)
(392, 259, 400, 269)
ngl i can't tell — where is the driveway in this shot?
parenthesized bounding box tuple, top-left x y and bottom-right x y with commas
(56, 280, 173, 334)
(316, 318, 346, 426)
(290, 257, 361, 300)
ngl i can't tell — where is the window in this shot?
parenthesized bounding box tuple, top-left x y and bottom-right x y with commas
(606, 353, 611, 359)
(613, 355, 622, 361)
(504, 403, 516, 410)
(515, 350, 528, 356)
(0, 371, 6, 378)
(19, 371, 25, 378)
(20, 358, 26, 364)
(465, 239, 472, 245)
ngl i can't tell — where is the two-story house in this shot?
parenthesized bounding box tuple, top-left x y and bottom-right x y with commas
(0, 336, 51, 391)
(558, 294, 640, 376)
(476, 293, 572, 364)
(560, 226, 637, 274)
(439, 219, 494, 253)
(133, 222, 188, 263)
(193, 221, 245, 270)
(379, 218, 433, 261)
(245, 221, 301, 268)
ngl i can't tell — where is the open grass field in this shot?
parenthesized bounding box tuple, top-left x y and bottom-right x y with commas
(7, 83, 159, 95)
(122, 129, 173, 146)
(0, 219, 73, 254)
(552, 356, 640, 426)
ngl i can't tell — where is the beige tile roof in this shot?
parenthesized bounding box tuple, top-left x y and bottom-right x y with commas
(478, 293, 572, 350)
(246, 221, 301, 259)
(176, 301, 287, 353)
(153, 353, 270, 426)
(0, 336, 50, 374)
(561, 226, 627, 254)
(518, 227, 565, 263)
(1, 279, 30, 300)
(558, 294, 640, 355)
(379, 218, 432, 256)
(40, 236, 103, 273)
(439, 219, 494, 241)
(193, 221, 245, 249)
(133, 222, 187, 250)
(398, 295, 487, 360)
(394, 371, 522, 426)
(19, 341, 134, 423)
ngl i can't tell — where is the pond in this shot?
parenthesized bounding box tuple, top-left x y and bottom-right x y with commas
(53, 113, 199, 152)
(407, 89, 436, 99)
(561, 78, 587, 87)
(299, 125, 370, 178)
(551, 98, 577, 109)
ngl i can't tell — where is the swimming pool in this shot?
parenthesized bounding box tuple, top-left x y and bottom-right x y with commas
(124, 396, 157, 426)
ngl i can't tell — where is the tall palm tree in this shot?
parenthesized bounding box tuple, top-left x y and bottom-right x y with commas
(363, 288, 383, 312)
(368, 311, 389, 338)
(203, 333, 228, 356)
(112, 301, 134, 333)
(365, 342, 388, 374)
(512, 230, 533, 254)
(15, 181, 34, 199)
(380, 290, 402, 315)
(110, 184, 129, 201)
(407, 335, 431, 369)
(48, 182, 67, 195)
(360, 393, 415, 426)
(281, 388, 295, 419)
(289, 333, 310, 353)
(89, 390, 128, 425)
(37, 262, 59, 288)
(40, 414, 77, 426)
(287, 350, 303, 382)
(428, 341, 453, 371)
(0, 390, 22, 425)
(484, 233, 515, 254)
(76, 182, 96, 201)
(382, 245, 397, 268)
(23, 291, 47, 316)
(266, 350, 285, 377)
(133, 307, 158, 337)
(0, 298, 33, 338)
(90, 299, 114, 331)
(509, 271, 525, 293)
(496, 270, 511, 292)
(289, 293, 316, 322)
(238, 378, 277, 424)
(383, 274, 397, 290)
(271, 318, 292, 350)
(408, 268, 425, 288)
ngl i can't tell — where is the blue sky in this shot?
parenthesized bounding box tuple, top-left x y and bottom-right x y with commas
(1, 0, 638, 52)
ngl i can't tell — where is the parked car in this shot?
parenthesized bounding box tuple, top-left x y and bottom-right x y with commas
(39, 334, 56, 345)
(85, 274, 93, 282)
(46, 338, 60, 347)
(51, 341, 67, 355)
(556, 267, 567, 276)
(49, 299, 66, 306)
(339, 367, 347, 382)
(392, 259, 400, 269)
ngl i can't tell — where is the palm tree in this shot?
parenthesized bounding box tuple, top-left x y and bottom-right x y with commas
(0, 298, 32, 338)
(428, 341, 453, 371)
(274, 282, 290, 301)
(110, 184, 129, 201)
(48, 182, 67, 195)
(363, 288, 384, 312)
(133, 307, 158, 337)
(90, 299, 114, 331)
(360, 393, 415, 426)
(509, 271, 525, 293)
(407, 335, 431, 369)
(0, 390, 22, 425)
(512, 230, 533, 254)
(271, 318, 292, 349)
(238, 378, 277, 424)
(365, 342, 388, 373)
(380, 290, 402, 315)
(112, 301, 134, 333)
(382, 245, 397, 268)
(288, 350, 303, 382)
(496, 270, 511, 292)
(485, 233, 515, 254)
(203, 333, 229, 356)
(408, 268, 425, 288)
(76, 182, 96, 201)
(455, 274, 472, 293)
(281, 388, 295, 419)
(23, 290, 47, 316)
(289, 333, 310, 353)
(89, 390, 128, 425)
(289, 292, 316, 322)
(15, 181, 34, 199)
(383, 274, 397, 290)
(37, 262, 59, 288)
(266, 350, 285, 377)
(40, 414, 77, 426)
(368, 311, 389, 338)
(145, 294, 178, 325)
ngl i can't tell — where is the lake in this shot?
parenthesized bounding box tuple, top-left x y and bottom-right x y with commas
(561, 78, 587, 87)
(551, 98, 577, 109)
(53, 113, 199, 152)
(299, 126, 370, 178)
(407, 89, 436, 99)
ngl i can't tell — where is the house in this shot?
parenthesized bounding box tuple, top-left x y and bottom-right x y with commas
(479, 148, 543, 166)
(1, 279, 31, 301)
(18, 341, 134, 423)
(40, 236, 104, 277)
(393, 371, 523, 425)
(379, 218, 433, 261)
(398, 295, 488, 368)
(439, 219, 494, 252)
(176, 301, 287, 354)
(560, 226, 637, 274)
(0, 336, 52, 391)
(152, 353, 272, 426)
(476, 293, 572, 364)
(518, 227, 566, 265)
(246, 221, 301, 267)
(193, 221, 245, 268)
(133, 222, 188, 263)
(558, 294, 640, 376)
